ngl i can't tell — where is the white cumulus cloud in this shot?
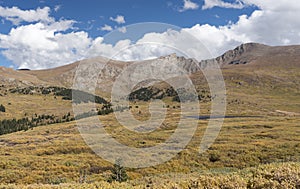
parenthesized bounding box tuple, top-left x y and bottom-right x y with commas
(0, 6, 53, 25)
(242, 0, 300, 11)
(202, 0, 246, 10)
(110, 15, 125, 24)
(0, 21, 90, 69)
(118, 0, 300, 60)
(100, 24, 113, 31)
(54, 5, 61, 12)
(179, 0, 199, 12)
(118, 26, 127, 33)
(1, 0, 300, 70)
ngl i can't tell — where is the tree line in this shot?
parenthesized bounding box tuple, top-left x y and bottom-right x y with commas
(9, 86, 109, 105)
(0, 113, 73, 135)
(128, 87, 212, 102)
(0, 103, 121, 135)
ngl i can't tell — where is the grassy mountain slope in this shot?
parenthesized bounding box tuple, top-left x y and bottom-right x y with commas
(0, 43, 299, 187)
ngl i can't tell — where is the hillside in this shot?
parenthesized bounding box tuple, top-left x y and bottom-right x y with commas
(1, 43, 299, 120)
(1, 42, 299, 131)
(0, 43, 299, 188)
(1, 43, 299, 92)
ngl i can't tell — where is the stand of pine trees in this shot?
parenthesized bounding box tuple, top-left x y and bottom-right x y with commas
(9, 86, 108, 105)
(0, 113, 74, 135)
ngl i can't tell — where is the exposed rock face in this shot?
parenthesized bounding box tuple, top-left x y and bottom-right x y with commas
(156, 53, 201, 74)
(213, 43, 269, 66)
(151, 43, 278, 74)
(1, 43, 299, 92)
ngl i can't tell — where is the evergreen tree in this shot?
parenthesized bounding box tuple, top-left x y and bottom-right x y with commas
(0, 104, 5, 112)
(108, 159, 128, 183)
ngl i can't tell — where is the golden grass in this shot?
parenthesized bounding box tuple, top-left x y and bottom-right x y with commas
(0, 107, 299, 185)
(0, 63, 299, 187)
(0, 93, 72, 120)
(0, 162, 298, 188)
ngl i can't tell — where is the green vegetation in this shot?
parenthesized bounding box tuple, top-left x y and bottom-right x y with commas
(129, 87, 163, 101)
(108, 159, 129, 183)
(74, 106, 113, 120)
(9, 86, 108, 104)
(0, 113, 73, 135)
(74, 104, 130, 120)
(54, 88, 108, 104)
(129, 86, 212, 103)
(0, 104, 5, 112)
(209, 152, 221, 163)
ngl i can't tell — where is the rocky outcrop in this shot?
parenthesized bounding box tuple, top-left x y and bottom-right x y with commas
(1, 43, 299, 93)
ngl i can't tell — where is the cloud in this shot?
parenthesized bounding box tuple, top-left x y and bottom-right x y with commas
(242, 0, 300, 11)
(202, 0, 300, 10)
(113, 0, 300, 60)
(110, 15, 125, 24)
(179, 0, 199, 12)
(100, 24, 113, 31)
(54, 5, 61, 12)
(189, 0, 300, 55)
(118, 26, 127, 33)
(0, 6, 53, 25)
(111, 0, 300, 61)
(202, 0, 246, 10)
(1, 1, 300, 70)
(0, 20, 90, 69)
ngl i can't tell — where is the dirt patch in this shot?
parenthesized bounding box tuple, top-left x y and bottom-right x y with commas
(275, 110, 300, 116)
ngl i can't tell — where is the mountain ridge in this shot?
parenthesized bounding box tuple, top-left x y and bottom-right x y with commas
(0, 43, 299, 90)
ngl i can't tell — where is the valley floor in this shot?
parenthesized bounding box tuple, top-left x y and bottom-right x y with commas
(0, 113, 299, 188)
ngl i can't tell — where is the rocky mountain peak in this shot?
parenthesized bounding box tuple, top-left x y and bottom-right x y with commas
(214, 43, 270, 66)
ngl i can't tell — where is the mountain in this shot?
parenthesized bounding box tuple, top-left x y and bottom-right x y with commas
(0, 43, 299, 186)
(1, 43, 299, 86)
(215, 43, 300, 68)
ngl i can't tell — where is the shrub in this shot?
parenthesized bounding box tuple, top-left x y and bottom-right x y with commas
(0, 104, 5, 112)
(247, 163, 300, 189)
(209, 152, 221, 162)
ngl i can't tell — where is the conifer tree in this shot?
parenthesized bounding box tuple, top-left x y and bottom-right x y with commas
(0, 104, 5, 112)
(108, 159, 128, 182)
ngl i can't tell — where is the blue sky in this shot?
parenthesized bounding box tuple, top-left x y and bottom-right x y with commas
(0, 0, 256, 35)
(0, 0, 299, 69)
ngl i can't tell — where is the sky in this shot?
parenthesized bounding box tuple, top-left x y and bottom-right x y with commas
(0, 0, 299, 69)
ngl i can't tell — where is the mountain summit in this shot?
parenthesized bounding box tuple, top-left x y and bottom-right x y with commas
(0, 43, 299, 90)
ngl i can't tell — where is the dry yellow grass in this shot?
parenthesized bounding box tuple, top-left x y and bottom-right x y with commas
(0, 105, 299, 185)
(0, 93, 72, 120)
(0, 162, 298, 188)
(0, 48, 299, 187)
